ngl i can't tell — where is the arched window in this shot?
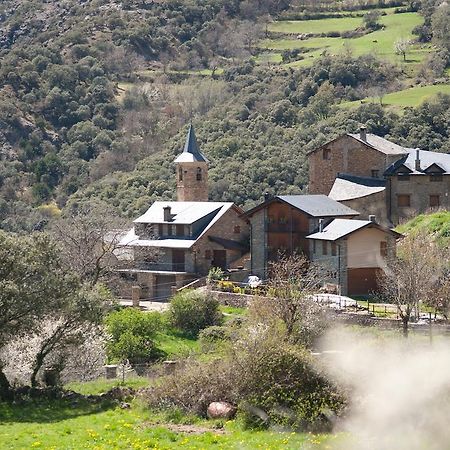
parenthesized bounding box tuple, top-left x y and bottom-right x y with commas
(196, 167, 202, 181)
(178, 167, 183, 181)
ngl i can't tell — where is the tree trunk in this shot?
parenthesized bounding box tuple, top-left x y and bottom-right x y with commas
(0, 367, 11, 400)
(402, 318, 409, 338)
(30, 354, 45, 387)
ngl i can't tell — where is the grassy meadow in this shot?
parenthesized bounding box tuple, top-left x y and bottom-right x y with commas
(0, 391, 337, 450)
(260, 11, 425, 67)
(341, 84, 450, 109)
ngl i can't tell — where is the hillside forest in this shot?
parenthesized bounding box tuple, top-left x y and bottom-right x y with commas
(1, 0, 450, 230)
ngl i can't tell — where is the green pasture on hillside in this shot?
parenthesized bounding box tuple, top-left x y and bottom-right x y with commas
(269, 16, 363, 34)
(341, 84, 450, 109)
(260, 12, 425, 67)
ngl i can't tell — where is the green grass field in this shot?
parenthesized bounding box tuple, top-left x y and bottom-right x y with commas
(269, 16, 363, 34)
(0, 395, 337, 449)
(260, 11, 425, 67)
(341, 84, 450, 109)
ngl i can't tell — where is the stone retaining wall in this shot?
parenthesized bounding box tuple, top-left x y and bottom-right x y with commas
(211, 290, 450, 333)
(210, 290, 256, 308)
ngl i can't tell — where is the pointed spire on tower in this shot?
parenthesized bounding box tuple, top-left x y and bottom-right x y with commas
(174, 124, 208, 163)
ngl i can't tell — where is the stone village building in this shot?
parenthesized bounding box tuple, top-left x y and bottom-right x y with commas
(119, 124, 449, 298)
(306, 218, 401, 296)
(309, 126, 450, 226)
(118, 125, 249, 300)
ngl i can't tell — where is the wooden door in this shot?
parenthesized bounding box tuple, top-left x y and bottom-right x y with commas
(212, 250, 227, 270)
(172, 249, 185, 271)
(347, 268, 382, 296)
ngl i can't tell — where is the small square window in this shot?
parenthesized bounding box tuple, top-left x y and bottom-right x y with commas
(323, 148, 331, 160)
(430, 174, 442, 182)
(398, 194, 411, 207)
(279, 216, 287, 224)
(233, 225, 241, 234)
(371, 170, 379, 178)
(205, 250, 212, 259)
(430, 195, 440, 208)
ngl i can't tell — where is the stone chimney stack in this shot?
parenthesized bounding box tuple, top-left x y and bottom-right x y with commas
(369, 215, 376, 223)
(163, 206, 172, 222)
(415, 148, 421, 171)
(264, 192, 271, 202)
(360, 125, 367, 142)
(319, 218, 324, 232)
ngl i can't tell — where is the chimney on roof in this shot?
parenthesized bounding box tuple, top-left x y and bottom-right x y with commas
(163, 206, 172, 222)
(415, 148, 421, 171)
(369, 215, 376, 223)
(319, 218, 324, 232)
(264, 192, 271, 202)
(360, 125, 367, 142)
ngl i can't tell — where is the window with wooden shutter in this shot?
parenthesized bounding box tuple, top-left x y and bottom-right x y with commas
(430, 195, 440, 208)
(397, 194, 411, 207)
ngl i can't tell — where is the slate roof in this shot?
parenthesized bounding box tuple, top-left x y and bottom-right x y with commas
(348, 133, 409, 155)
(277, 195, 359, 217)
(308, 133, 410, 156)
(174, 124, 209, 163)
(120, 202, 241, 249)
(329, 174, 386, 201)
(306, 219, 401, 241)
(385, 149, 450, 175)
(134, 201, 230, 224)
(119, 230, 197, 249)
(244, 195, 359, 218)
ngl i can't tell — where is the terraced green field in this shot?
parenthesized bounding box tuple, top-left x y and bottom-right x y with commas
(269, 16, 363, 34)
(341, 84, 450, 109)
(260, 10, 425, 67)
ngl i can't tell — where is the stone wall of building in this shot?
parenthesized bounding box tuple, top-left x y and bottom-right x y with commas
(308, 136, 398, 195)
(176, 161, 209, 201)
(341, 190, 389, 226)
(388, 174, 450, 224)
(193, 207, 249, 275)
(249, 208, 267, 279)
(310, 238, 348, 295)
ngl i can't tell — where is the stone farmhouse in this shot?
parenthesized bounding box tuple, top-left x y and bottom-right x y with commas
(307, 218, 401, 296)
(309, 126, 450, 226)
(243, 194, 358, 278)
(118, 125, 249, 300)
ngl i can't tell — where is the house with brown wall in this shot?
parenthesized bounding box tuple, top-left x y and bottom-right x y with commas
(243, 195, 358, 279)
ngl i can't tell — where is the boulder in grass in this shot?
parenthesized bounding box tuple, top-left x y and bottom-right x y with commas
(207, 401, 236, 419)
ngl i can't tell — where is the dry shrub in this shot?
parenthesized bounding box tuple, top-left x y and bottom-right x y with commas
(146, 324, 344, 430)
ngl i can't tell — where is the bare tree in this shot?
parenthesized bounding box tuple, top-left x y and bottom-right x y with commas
(427, 274, 450, 320)
(49, 205, 130, 286)
(394, 38, 411, 62)
(250, 253, 328, 348)
(378, 232, 445, 337)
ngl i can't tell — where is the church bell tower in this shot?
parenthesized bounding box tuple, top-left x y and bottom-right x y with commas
(174, 124, 209, 202)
